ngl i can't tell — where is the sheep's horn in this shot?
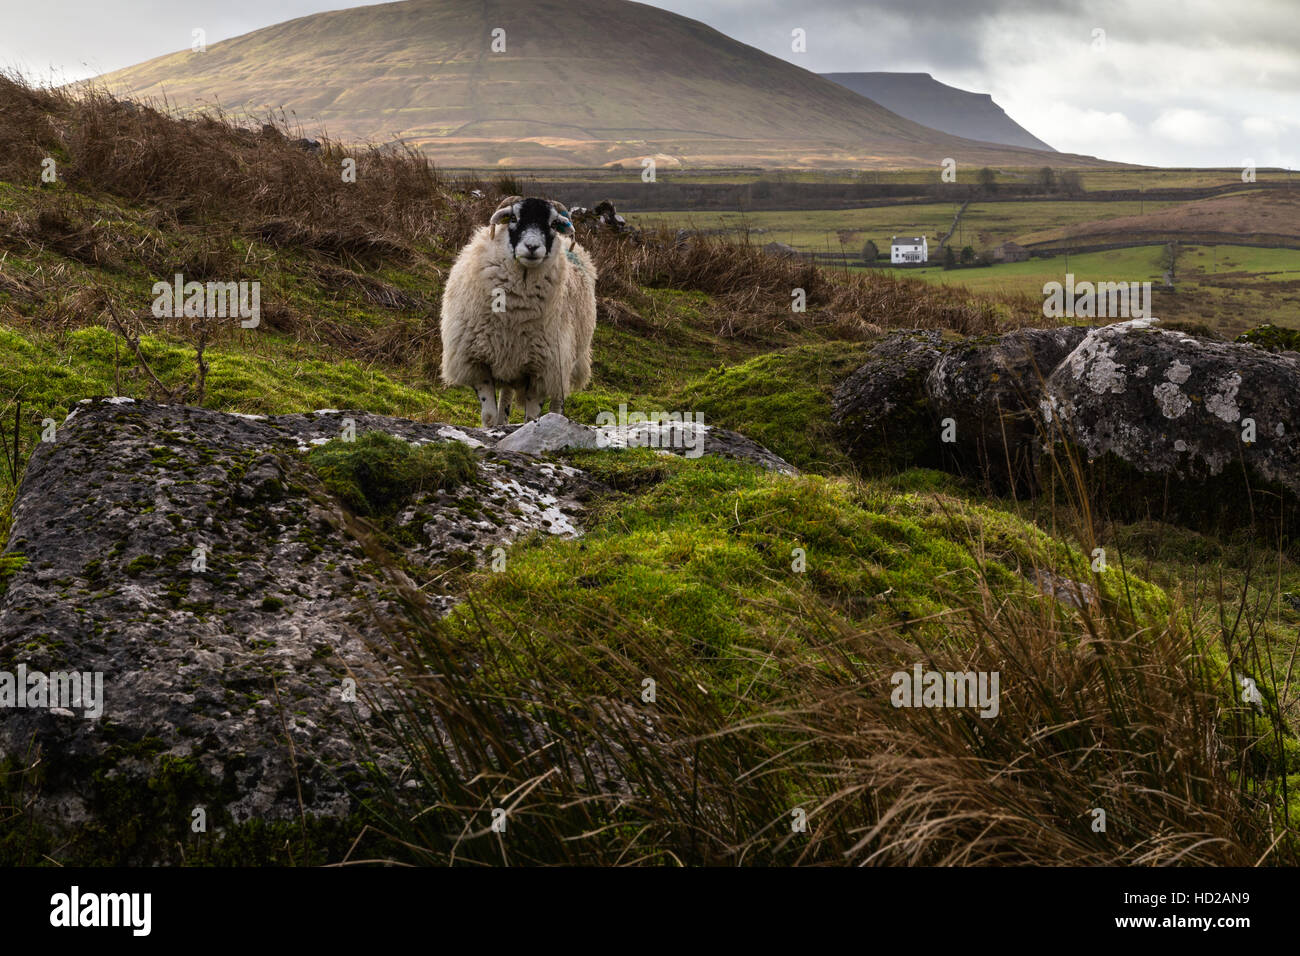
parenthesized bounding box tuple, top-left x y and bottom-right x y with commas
(488, 201, 518, 239)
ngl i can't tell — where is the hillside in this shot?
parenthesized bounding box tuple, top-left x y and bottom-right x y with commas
(0, 75, 1296, 866)
(822, 72, 1055, 152)
(93, 0, 1105, 169)
(1017, 189, 1300, 246)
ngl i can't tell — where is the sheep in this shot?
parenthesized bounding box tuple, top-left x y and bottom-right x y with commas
(440, 196, 597, 427)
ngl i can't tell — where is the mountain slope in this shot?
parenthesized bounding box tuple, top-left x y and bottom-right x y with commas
(94, 0, 1100, 168)
(821, 72, 1054, 152)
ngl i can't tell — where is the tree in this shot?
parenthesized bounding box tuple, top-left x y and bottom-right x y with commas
(1036, 166, 1056, 192)
(978, 167, 997, 193)
(861, 239, 879, 264)
(1058, 169, 1083, 195)
(960, 245, 975, 264)
(942, 245, 958, 270)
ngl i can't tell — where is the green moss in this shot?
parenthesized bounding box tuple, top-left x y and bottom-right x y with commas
(444, 453, 1168, 702)
(1237, 323, 1300, 354)
(562, 446, 688, 493)
(672, 342, 874, 473)
(307, 432, 478, 518)
(0, 553, 26, 597)
(124, 554, 159, 577)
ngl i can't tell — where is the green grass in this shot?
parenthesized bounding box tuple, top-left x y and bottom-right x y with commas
(444, 450, 1169, 702)
(358, 450, 1286, 868)
(0, 324, 458, 422)
(671, 341, 876, 472)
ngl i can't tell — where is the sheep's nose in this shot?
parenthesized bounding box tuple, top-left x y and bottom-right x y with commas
(525, 241, 541, 252)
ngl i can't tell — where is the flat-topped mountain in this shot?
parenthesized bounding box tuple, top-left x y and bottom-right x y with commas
(821, 72, 1055, 152)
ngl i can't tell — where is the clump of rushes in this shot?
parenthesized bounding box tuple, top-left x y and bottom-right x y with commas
(307, 433, 477, 517)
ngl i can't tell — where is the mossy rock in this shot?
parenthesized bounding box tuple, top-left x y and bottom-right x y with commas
(1237, 323, 1300, 354)
(307, 432, 479, 517)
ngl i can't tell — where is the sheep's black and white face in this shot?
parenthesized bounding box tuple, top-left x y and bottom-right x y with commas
(501, 198, 571, 269)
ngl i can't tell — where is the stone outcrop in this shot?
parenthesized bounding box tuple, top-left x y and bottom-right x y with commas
(833, 320, 1300, 524)
(1041, 321, 1300, 490)
(0, 399, 792, 861)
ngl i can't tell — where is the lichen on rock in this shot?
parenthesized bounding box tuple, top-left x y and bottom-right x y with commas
(0, 398, 794, 863)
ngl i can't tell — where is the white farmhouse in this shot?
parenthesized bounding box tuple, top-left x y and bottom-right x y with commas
(890, 235, 928, 265)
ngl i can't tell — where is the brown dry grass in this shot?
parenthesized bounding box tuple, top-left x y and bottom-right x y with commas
(1023, 190, 1300, 247)
(1, 72, 1050, 352)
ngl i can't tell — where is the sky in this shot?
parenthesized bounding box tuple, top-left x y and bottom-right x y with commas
(1, 0, 1295, 168)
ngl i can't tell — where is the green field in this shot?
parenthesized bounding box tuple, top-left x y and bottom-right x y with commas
(630, 201, 1182, 253)
(629, 180, 1300, 337)
(907, 245, 1300, 335)
(912, 244, 1300, 288)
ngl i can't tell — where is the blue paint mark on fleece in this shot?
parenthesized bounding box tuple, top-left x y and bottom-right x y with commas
(565, 249, 588, 275)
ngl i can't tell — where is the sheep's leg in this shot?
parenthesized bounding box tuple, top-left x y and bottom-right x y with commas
(495, 387, 513, 427)
(522, 382, 544, 422)
(474, 379, 498, 428)
(549, 396, 565, 417)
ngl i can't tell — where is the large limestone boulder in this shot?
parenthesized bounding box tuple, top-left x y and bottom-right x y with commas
(1040, 320, 1300, 523)
(833, 320, 1300, 526)
(832, 326, 1086, 486)
(832, 330, 949, 473)
(0, 399, 792, 862)
(927, 325, 1089, 488)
